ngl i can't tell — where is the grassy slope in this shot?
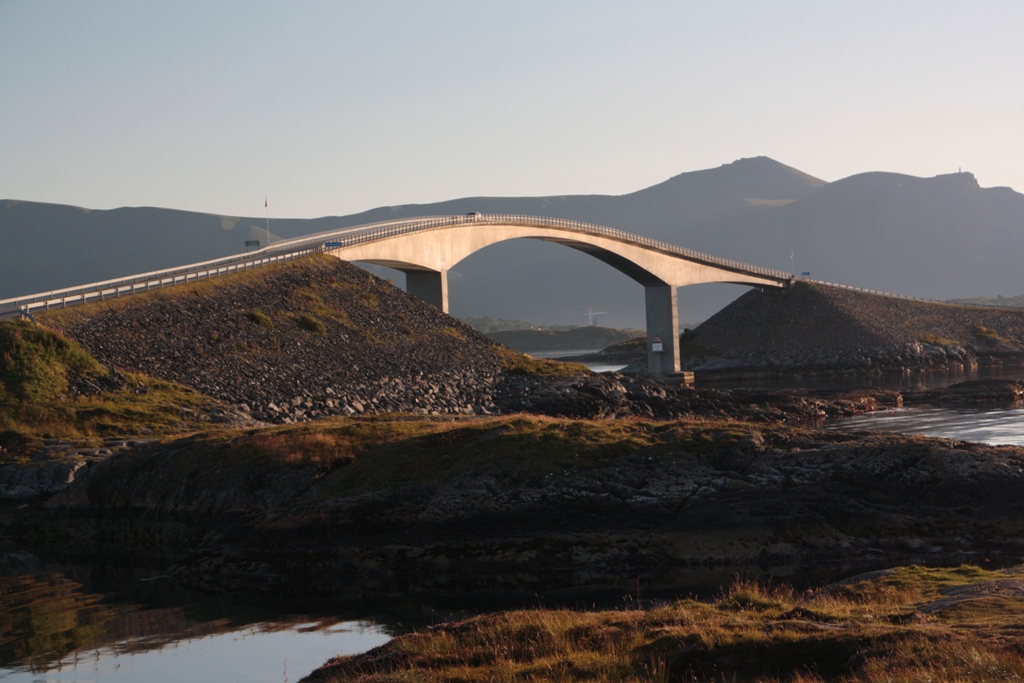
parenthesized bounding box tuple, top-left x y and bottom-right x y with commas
(81, 414, 719, 501)
(308, 565, 1024, 683)
(0, 320, 218, 459)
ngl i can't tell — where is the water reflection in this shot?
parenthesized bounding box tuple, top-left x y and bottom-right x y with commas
(529, 349, 628, 374)
(828, 405, 1024, 447)
(701, 365, 1024, 393)
(0, 567, 390, 683)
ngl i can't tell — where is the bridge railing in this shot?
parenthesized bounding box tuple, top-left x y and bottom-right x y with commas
(0, 249, 326, 319)
(311, 212, 795, 282)
(0, 215, 440, 318)
(5, 212, 1017, 319)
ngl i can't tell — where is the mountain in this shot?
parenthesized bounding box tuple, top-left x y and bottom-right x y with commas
(687, 171, 1024, 303)
(4, 157, 1023, 329)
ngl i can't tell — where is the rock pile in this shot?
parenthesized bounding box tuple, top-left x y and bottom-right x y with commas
(682, 282, 1024, 376)
(494, 373, 897, 421)
(0, 438, 158, 500)
(41, 255, 509, 422)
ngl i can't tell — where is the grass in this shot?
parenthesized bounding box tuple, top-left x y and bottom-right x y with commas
(85, 413, 799, 502)
(975, 325, 1011, 345)
(297, 312, 327, 335)
(0, 320, 104, 404)
(917, 333, 960, 346)
(496, 347, 592, 377)
(196, 414, 804, 500)
(245, 309, 274, 328)
(0, 320, 219, 459)
(308, 564, 1024, 683)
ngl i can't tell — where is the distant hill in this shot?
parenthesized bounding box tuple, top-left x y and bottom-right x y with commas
(0, 157, 825, 325)
(948, 294, 1024, 308)
(4, 157, 1023, 327)
(487, 326, 642, 352)
(459, 317, 581, 334)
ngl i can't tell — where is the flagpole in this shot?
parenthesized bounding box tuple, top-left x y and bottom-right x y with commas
(265, 196, 270, 249)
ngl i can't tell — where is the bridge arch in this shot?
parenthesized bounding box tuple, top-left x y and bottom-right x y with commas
(322, 215, 792, 376)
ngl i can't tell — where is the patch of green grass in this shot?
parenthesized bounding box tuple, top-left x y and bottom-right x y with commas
(307, 565, 1024, 683)
(0, 320, 104, 404)
(442, 326, 467, 342)
(918, 333, 959, 346)
(496, 347, 591, 377)
(975, 325, 1010, 345)
(245, 309, 274, 328)
(297, 313, 327, 335)
(0, 320, 220, 459)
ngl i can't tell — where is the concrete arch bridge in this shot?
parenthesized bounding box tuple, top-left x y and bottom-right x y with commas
(315, 214, 793, 374)
(0, 214, 794, 375)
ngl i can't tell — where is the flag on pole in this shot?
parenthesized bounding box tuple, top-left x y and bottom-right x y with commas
(265, 197, 268, 208)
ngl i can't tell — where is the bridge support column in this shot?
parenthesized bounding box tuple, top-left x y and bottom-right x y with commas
(645, 285, 680, 377)
(404, 269, 449, 313)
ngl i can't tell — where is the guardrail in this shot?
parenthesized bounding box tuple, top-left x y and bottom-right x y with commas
(794, 277, 1024, 311)
(0, 213, 797, 319)
(4, 213, 1017, 319)
(0, 249, 324, 319)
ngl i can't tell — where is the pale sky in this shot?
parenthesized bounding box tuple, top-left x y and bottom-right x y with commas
(1, 0, 1022, 219)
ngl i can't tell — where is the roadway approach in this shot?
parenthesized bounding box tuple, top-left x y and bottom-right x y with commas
(0, 213, 794, 375)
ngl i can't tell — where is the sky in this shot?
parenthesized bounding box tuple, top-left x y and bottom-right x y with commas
(1, 0, 1022, 219)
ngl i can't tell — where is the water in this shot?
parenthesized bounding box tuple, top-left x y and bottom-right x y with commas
(700, 365, 1024, 393)
(4, 362, 1022, 680)
(529, 348, 627, 374)
(805, 367, 1024, 447)
(0, 566, 391, 683)
(828, 405, 1024, 446)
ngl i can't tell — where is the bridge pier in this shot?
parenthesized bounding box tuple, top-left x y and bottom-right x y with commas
(403, 269, 449, 313)
(645, 284, 680, 376)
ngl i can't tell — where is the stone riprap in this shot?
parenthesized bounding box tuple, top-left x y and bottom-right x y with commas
(40, 255, 507, 422)
(35, 256, 903, 426)
(679, 282, 1024, 376)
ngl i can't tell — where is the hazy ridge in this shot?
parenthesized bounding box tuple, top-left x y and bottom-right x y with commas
(4, 157, 1023, 327)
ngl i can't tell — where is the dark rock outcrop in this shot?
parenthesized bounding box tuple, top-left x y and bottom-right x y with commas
(10, 421, 1023, 602)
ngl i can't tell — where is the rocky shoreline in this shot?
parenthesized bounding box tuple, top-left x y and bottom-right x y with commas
(4, 409, 1023, 604)
(5, 255, 1024, 608)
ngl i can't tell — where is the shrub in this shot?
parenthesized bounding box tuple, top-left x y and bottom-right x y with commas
(297, 313, 327, 335)
(245, 309, 274, 328)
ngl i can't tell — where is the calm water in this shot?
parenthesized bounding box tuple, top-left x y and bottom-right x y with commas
(530, 348, 627, 373)
(699, 365, 1024, 393)
(0, 563, 391, 683)
(800, 367, 1024, 446)
(828, 405, 1024, 446)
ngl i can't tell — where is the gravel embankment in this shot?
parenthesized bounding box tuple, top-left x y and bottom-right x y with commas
(41, 255, 507, 421)
(683, 282, 1024, 374)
